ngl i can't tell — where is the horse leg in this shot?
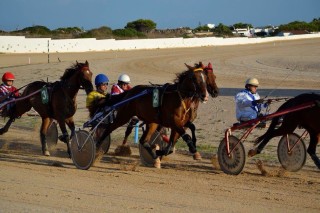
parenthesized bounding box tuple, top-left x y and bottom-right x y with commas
(0, 117, 15, 135)
(184, 122, 202, 160)
(185, 121, 196, 145)
(57, 119, 71, 157)
(122, 116, 139, 145)
(307, 132, 320, 169)
(140, 123, 159, 159)
(65, 117, 75, 138)
(171, 125, 197, 154)
(249, 121, 297, 157)
(40, 118, 51, 156)
(169, 129, 201, 160)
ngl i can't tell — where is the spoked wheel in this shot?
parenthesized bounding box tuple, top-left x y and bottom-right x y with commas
(94, 126, 111, 155)
(139, 129, 167, 167)
(277, 133, 306, 172)
(218, 136, 246, 175)
(70, 130, 96, 170)
(46, 120, 58, 150)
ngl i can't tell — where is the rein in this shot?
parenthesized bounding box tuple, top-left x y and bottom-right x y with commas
(178, 91, 192, 122)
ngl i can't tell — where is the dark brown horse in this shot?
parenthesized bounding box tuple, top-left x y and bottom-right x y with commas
(0, 61, 93, 156)
(90, 67, 208, 158)
(249, 93, 320, 169)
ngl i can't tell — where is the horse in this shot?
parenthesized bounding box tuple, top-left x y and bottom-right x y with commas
(90, 66, 209, 159)
(248, 93, 320, 169)
(145, 61, 219, 161)
(119, 62, 219, 151)
(0, 61, 93, 156)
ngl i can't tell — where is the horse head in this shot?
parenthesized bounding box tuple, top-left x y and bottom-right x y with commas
(185, 62, 219, 98)
(203, 62, 219, 98)
(76, 60, 94, 94)
(175, 66, 208, 103)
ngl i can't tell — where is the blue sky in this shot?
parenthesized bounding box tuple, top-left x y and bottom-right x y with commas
(0, 0, 319, 31)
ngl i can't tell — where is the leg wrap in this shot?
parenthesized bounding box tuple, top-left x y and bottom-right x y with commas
(181, 133, 197, 154)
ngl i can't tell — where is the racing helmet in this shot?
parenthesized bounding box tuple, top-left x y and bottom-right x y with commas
(245, 78, 259, 87)
(118, 74, 130, 84)
(95, 74, 109, 86)
(2, 72, 15, 82)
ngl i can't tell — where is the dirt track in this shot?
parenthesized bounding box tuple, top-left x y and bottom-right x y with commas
(0, 38, 319, 212)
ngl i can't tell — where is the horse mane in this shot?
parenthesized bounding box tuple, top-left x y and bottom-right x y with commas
(174, 62, 204, 84)
(174, 70, 192, 84)
(60, 63, 83, 81)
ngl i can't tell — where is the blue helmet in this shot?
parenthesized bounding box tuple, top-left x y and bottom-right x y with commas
(95, 74, 109, 86)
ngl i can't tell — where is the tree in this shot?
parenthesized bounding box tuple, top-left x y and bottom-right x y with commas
(233, 22, 253, 29)
(18, 25, 51, 35)
(193, 25, 211, 32)
(213, 23, 233, 37)
(125, 19, 156, 32)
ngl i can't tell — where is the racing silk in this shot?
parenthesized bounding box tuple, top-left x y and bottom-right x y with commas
(86, 90, 106, 108)
(111, 84, 132, 95)
(0, 83, 19, 100)
(235, 89, 266, 121)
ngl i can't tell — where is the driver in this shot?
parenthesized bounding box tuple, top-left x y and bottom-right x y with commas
(235, 78, 269, 122)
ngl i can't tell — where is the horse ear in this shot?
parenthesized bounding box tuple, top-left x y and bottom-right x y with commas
(199, 62, 205, 69)
(85, 60, 89, 66)
(207, 62, 212, 69)
(184, 63, 193, 70)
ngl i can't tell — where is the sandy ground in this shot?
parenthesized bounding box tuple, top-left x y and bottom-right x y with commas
(0, 38, 319, 212)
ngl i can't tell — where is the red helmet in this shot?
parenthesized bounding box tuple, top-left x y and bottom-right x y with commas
(2, 72, 15, 82)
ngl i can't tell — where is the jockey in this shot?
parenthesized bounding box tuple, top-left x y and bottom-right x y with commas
(111, 74, 138, 146)
(0, 72, 20, 116)
(111, 74, 132, 95)
(86, 73, 109, 110)
(0, 72, 19, 100)
(235, 78, 269, 122)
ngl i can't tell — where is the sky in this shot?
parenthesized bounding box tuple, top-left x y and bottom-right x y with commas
(0, 0, 319, 31)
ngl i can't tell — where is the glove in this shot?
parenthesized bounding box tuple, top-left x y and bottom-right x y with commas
(252, 99, 264, 104)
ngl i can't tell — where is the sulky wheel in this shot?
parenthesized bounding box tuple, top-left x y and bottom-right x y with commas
(277, 133, 306, 172)
(46, 120, 58, 150)
(70, 130, 96, 170)
(139, 129, 166, 167)
(218, 135, 246, 175)
(94, 126, 111, 155)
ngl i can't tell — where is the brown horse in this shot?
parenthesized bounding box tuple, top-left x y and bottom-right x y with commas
(183, 62, 219, 148)
(90, 67, 208, 158)
(120, 62, 219, 150)
(249, 93, 320, 169)
(147, 61, 219, 160)
(0, 61, 93, 156)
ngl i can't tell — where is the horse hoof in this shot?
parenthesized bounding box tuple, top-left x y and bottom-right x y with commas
(154, 158, 161, 169)
(193, 152, 202, 160)
(248, 149, 257, 157)
(43, 150, 50, 156)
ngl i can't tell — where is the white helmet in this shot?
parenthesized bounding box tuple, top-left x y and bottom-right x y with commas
(245, 78, 259, 87)
(118, 74, 130, 83)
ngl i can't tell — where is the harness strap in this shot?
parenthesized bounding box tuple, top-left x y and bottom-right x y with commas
(178, 91, 191, 122)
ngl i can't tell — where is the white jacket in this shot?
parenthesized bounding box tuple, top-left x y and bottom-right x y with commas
(235, 89, 266, 121)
